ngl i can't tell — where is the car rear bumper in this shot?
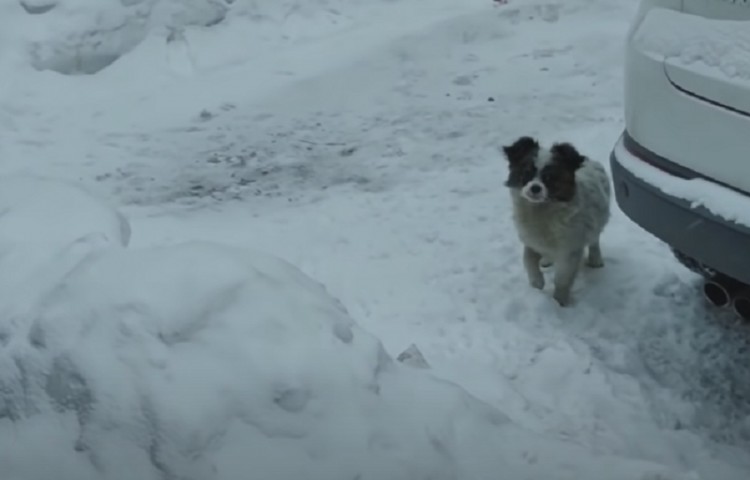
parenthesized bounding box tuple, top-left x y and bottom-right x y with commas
(610, 132, 750, 284)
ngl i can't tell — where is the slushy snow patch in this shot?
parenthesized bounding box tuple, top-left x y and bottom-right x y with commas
(0, 176, 694, 480)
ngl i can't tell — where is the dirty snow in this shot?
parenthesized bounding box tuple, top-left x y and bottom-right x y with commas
(1, 0, 750, 479)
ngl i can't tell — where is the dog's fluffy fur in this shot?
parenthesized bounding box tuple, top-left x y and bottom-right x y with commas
(502, 136, 611, 306)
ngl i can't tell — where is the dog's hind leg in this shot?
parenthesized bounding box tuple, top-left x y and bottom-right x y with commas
(586, 239, 604, 268)
(553, 248, 584, 306)
(523, 246, 545, 290)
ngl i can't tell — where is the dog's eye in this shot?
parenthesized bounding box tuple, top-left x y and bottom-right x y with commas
(541, 170, 560, 183)
(522, 166, 536, 183)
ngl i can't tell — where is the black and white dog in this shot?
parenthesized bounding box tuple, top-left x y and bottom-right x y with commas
(502, 136, 611, 306)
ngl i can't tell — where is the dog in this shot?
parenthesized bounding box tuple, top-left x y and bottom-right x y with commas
(501, 136, 611, 306)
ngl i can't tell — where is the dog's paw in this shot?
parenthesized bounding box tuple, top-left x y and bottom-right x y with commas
(585, 257, 604, 268)
(529, 276, 545, 290)
(553, 288, 571, 306)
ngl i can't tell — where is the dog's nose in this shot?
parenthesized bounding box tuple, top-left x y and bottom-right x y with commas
(529, 184, 542, 195)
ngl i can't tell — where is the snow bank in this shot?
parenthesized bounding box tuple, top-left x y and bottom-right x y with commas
(0, 175, 130, 248)
(12, 0, 233, 75)
(1, 0, 416, 76)
(633, 8, 750, 82)
(0, 174, 130, 295)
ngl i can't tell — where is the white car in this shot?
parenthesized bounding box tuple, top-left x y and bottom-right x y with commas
(610, 0, 750, 320)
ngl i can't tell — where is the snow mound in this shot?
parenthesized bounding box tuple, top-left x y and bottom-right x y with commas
(0, 177, 693, 480)
(1, 241, 392, 480)
(17, 0, 227, 75)
(0, 174, 130, 293)
(0, 174, 130, 248)
(5, 0, 407, 76)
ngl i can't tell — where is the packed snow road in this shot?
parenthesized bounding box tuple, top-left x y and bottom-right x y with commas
(1, 0, 749, 478)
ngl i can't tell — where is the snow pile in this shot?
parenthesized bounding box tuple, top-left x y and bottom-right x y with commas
(633, 8, 750, 82)
(0, 176, 693, 480)
(1, 0, 416, 76)
(0, 175, 130, 293)
(15, 0, 157, 75)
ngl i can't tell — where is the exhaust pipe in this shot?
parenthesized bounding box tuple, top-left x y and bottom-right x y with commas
(703, 275, 744, 308)
(732, 288, 750, 322)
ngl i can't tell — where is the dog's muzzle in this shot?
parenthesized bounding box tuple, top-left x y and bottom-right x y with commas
(522, 181, 547, 203)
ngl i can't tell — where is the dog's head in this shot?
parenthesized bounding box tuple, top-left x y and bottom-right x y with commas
(502, 136, 585, 204)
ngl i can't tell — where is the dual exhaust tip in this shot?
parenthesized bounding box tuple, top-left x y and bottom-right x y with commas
(703, 275, 750, 321)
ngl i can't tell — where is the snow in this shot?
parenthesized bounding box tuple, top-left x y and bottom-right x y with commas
(0, 178, 706, 480)
(2, 0, 750, 479)
(0, 175, 130, 296)
(633, 7, 750, 83)
(613, 135, 750, 228)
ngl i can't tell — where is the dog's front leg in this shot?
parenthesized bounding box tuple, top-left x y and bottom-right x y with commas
(586, 239, 604, 268)
(523, 246, 545, 289)
(553, 248, 584, 306)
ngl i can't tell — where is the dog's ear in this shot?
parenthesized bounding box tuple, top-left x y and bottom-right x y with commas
(551, 142, 585, 170)
(502, 136, 539, 164)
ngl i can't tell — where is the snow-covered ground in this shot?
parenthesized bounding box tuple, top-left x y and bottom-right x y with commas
(1, 0, 750, 479)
